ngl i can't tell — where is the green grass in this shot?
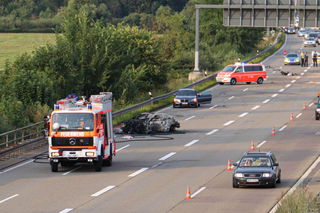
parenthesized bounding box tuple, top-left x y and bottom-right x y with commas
(0, 33, 55, 69)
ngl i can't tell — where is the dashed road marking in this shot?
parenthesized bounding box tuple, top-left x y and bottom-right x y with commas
(116, 144, 130, 152)
(206, 129, 219, 135)
(191, 187, 206, 198)
(263, 99, 270, 104)
(224, 120, 235, 126)
(279, 125, 287, 132)
(257, 140, 267, 148)
(185, 116, 195, 121)
(209, 105, 218, 109)
(0, 160, 33, 174)
(272, 94, 278, 98)
(0, 194, 19, 204)
(91, 186, 115, 197)
(296, 113, 302, 118)
(128, 168, 149, 178)
(184, 139, 199, 147)
(59, 209, 73, 213)
(285, 84, 291, 88)
(304, 69, 308, 72)
(228, 96, 234, 100)
(309, 103, 313, 107)
(239, 112, 249, 118)
(291, 80, 296, 83)
(243, 88, 248, 92)
(301, 72, 305, 76)
(279, 88, 285, 92)
(62, 166, 81, 176)
(251, 105, 260, 110)
(159, 152, 176, 161)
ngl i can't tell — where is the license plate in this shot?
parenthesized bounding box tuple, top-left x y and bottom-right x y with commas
(182, 103, 188, 105)
(247, 179, 259, 183)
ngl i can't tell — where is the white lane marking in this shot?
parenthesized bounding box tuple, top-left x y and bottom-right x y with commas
(280, 66, 282, 69)
(243, 88, 248, 92)
(157, 105, 172, 113)
(117, 144, 130, 152)
(224, 120, 235, 126)
(304, 69, 308, 72)
(62, 166, 81, 176)
(251, 105, 260, 110)
(191, 187, 206, 198)
(296, 113, 302, 118)
(263, 99, 270, 104)
(185, 116, 195, 121)
(59, 209, 73, 213)
(209, 105, 218, 109)
(0, 160, 33, 173)
(128, 168, 149, 177)
(184, 139, 199, 147)
(291, 80, 296, 83)
(159, 152, 176, 161)
(257, 140, 267, 148)
(272, 71, 276, 74)
(279, 125, 287, 131)
(285, 84, 291, 88)
(272, 94, 278, 98)
(206, 129, 219, 135)
(309, 103, 313, 107)
(0, 194, 19, 204)
(307, 66, 311, 70)
(301, 72, 305, 76)
(279, 88, 285, 92)
(228, 96, 234, 100)
(91, 185, 115, 197)
(239, 112, 249, 118)
(269, 155, 320, 213)
(151, 162, 162, 169)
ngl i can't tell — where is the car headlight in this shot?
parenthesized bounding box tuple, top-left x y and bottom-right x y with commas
(51, 152, 59, 157)
(284, 58, 289, 62)
(295, 58, 300, 62)
(173, 98, 181, 104)
(262, 173, 272, 177)
(234, 173, 244, 178)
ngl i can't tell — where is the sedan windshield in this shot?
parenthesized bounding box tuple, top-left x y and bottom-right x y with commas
(52, 113, 94, 131)
(239, 157, 271, 167)
(223, 66, 235, 71)
(287, 54, 298, 58)
(177, 90, 196, 96)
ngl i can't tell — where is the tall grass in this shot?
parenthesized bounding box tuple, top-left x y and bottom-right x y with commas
(276, 187, 319, 213)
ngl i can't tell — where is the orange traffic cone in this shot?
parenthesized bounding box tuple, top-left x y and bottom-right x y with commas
(303, 102, 307, 110)
(185, 185, 191, 199)
(290, 112, 294, 121)
(272, 127, 276, 136)
(227, 160, 232, 171)
(250, 141, 256, 151)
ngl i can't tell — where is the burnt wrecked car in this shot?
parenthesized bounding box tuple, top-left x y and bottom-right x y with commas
(122, 113, 180, 134)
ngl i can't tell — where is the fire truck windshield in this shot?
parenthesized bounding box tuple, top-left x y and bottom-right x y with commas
(52, 113, 94, 131)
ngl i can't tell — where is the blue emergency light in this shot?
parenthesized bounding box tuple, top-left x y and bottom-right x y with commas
(87, 104, 92, 110)
(54, 104, 59, 110)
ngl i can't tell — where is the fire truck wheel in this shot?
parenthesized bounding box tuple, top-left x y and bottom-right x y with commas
(51, 162, 58, 172)
(103, 146, 113, 167)
(94, 156, 103, 172)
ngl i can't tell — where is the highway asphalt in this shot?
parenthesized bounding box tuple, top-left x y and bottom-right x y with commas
(1, 34, 320, 213)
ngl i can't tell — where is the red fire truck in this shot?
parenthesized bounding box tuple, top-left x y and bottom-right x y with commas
(48, 92, 115, 172)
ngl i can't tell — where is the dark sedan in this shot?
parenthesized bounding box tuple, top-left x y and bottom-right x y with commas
(173, 88, 212, 108)
(232, 152, 281, 188)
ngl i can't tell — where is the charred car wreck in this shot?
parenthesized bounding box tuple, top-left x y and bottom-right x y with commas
(122, 113, 180, 134)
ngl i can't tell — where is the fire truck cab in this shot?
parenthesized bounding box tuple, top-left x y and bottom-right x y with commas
(48, 92, 115, 172)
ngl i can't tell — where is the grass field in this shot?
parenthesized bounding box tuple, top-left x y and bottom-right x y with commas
(0, 33, 55, 69)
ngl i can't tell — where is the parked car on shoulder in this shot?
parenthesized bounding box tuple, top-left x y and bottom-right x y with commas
(173, 88, 212, 108)
(284, 53, 300, 65)
(216, 63, 266, 85)
(232, 152, 281, 188)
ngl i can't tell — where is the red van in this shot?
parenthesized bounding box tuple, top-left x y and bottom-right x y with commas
(216, 64, 267, 85)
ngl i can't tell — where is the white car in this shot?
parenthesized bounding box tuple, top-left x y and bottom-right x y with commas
(304, 37, 317, 47)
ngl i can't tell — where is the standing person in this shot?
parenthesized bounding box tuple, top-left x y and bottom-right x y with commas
(312, 50, 318, 67)
(305, 51, 309, 67)
(300, 51, 305, 67)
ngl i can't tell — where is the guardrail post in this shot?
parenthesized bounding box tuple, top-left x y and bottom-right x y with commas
(6, 134, 8, 147)
(21, 131, 24, 143)
(14, 133, 17, 145)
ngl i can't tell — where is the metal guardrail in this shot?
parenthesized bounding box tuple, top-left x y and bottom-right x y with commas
(0, 32, 284, 154)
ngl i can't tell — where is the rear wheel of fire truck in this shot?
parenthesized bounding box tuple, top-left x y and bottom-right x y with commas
(51, 162, 59, 172)
(257, 77, 264, 84)
(93, 154, 103, 172)
(103, 145, 113, 167)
